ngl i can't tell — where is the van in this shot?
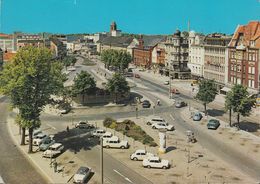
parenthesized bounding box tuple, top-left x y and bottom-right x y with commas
(146, 116, 166, 125)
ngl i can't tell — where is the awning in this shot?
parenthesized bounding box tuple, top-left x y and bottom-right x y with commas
(220, 87, 231, 92)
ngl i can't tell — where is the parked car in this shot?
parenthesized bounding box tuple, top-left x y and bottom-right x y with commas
(171, 88, 180, 94)
(42, 143, 64, 158)
(101, 132, 113, 140)
(103, 136, 129, 149)
(134, 74, 141, 78)
(142, 156, 170, 169)
(75, 121, 94, 129)
(39, 137, 55, 151)
(33, 134, 48, 146)
(164, 80, 169, 85)
(146, 116, 166, 126)
(59, 108, 70, 114)
(130, 149, 154, 161)
(73, 166, 92, 184)
(207, 119, 220, 130)
(91, 129, 106, 137)
(193, 112, 203, 121)
(142, 100, 151, 108)
(175, 101, 187, 108)
(151, 122, 175, 131)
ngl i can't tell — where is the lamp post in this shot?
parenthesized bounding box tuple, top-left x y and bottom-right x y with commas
(100, 137, 104, 184)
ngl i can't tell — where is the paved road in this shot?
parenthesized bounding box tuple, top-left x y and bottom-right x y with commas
(0, 96, 47, 184)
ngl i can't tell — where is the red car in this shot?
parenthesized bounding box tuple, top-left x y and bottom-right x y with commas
(134, 74, 141, 78)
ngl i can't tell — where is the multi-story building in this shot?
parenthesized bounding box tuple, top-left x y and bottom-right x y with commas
(203, 33, 231, 91)
(50, 38, 67, 58)
(188, 31, 205, 79)
(164, 30, 190, 79)
(228, 21, 260, 93)
(133, 35, 165, 68)
(17, 39, 45, 49)
(151, 43, 166, 66)
(0, 34, 15, 52)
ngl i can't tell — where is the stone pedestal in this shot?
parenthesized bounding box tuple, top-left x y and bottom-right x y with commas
(158, 129, 167, 154)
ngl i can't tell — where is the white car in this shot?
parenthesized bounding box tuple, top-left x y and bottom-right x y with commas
(92, 129, 106, 137)
(143, 156, 170, 169)
(42, 143, 64, 158)
(130, 149, 154, 161)
(101, 132, 113, 140)
(75, 121, 94, 129)
(146, 116, 166, 126)
(151, 122, 175, 131)
(103, 136, 129, 149)
(73, 166, 92, 183)
(33, 134, 48, 146)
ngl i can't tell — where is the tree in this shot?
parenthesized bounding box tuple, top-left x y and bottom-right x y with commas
(106, 73, 130, 103)
(195, 80, 217, 115)
(225, 84, 254, 127)
(0, 46, 65, 153)
(63, 56, 77, 70)
(101, 49, 132, 71)
(72, 71, 96, 103)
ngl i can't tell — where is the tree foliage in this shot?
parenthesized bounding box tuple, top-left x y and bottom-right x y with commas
(106, 73, 130, 103)
(72, 71, 96, 97)
(195, 79, 218, 114)
(0, 46, 65, 152)
(225, 84, 254, 126)
(101, 49, 132, 71)
(62, 55, 77, 69)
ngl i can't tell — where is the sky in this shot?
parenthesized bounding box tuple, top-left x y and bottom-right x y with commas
(1, 0, 260, 35)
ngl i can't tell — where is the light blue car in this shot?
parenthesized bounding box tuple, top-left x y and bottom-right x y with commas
(193, 112, 202, 121)
(39, 137, 55, 151)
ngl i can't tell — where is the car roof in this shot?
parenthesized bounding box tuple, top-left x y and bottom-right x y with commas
(77, 166, 90, 174)
(107, 136, 119, 141)
(136, 149, 146, 153)
(149, 156, 160, 160)
(103, 132, 112, 136)
(50, 143, 62, 148)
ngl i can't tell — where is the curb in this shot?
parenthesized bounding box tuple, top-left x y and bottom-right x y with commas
(6, 115, 54, 184)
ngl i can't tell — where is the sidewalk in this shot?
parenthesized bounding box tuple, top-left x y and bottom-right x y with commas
(7, 114, 100, 184)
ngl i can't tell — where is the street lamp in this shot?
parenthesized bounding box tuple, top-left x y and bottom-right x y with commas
(100, 137, 104, 184)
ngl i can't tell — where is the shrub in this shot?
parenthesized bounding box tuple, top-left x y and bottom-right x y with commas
(103, 117, 115, 127)
(149, 142, 158, 147)
(142, 135, 154, 145)
(122, 119, 135, 127)
(109, 122, 117, 129)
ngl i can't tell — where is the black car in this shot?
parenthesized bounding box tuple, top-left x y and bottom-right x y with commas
(142, 100, 151, 108)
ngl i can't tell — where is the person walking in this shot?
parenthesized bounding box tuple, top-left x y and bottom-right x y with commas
(66, 126, 70, 133)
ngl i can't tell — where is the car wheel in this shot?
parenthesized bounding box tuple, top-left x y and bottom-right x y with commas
(152, 126, 156, 129)
(162, 166, 167, 169)
(120, 146, 125, 149)
(106, 145, 110, 148)
(147, 122, 151, 125)
(147, 165, 151, 169)
(133, 157, 138, 161)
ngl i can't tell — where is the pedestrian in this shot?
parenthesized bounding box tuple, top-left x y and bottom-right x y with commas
(53, 160, 58, 173)
(157, 99, 160, 106)
(66, 126, 70, 133)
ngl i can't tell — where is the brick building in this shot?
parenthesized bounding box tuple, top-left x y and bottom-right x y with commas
(228, 21, 260, 93)
(133, 35, 165, 68)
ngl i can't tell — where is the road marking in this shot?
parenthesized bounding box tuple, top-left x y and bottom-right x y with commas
(47, 124, 56, 130)
(113, 169, 133, 183)
(170, 114, 175, 121)
(0, 175, 5, 184)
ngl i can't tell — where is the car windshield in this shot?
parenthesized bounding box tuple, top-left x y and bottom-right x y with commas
(209, 119, 218, 124)
(77, 167, 89, 175)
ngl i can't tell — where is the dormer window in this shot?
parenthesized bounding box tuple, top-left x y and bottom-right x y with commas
(250, 40, 255, 47)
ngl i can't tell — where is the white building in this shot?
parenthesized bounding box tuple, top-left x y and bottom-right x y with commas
(0, 34, 16, 52)
(188, 31, 205, 78)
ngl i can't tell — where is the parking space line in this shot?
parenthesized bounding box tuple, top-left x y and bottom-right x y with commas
(47, 124, 56, 130)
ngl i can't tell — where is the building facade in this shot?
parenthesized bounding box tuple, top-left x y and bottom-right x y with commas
(203, 33, 231, 90)
(0, 34, 15, 52)
(228, 21, 260, 93)
(151, 43, 166, 66)
(164, 30, 190, 79)
(133, 35, 165, 68)
(188, 31, 205, 79)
